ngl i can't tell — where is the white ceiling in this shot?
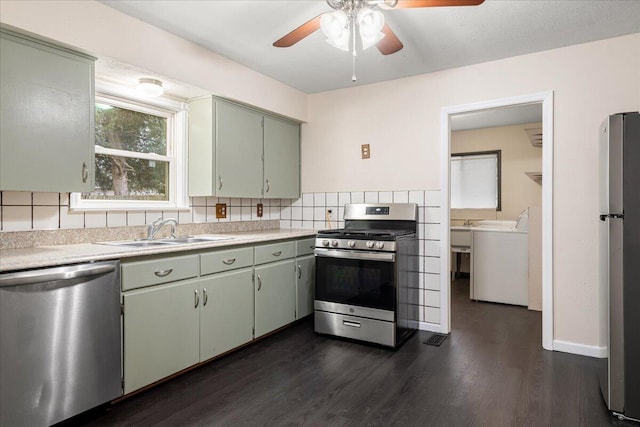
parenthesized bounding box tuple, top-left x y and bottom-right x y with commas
(99, 0, 640, 94)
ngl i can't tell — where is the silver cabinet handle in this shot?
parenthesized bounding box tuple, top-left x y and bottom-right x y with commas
(222, 258, 236, 265)
(203, 288, 208, 306)
(265, 179, 270, 193)
(154, 269, 173, 277)
(82, 162, 89, 183)
(272, 251, 282, 257)
(257, 275, 262, 291)
(194, 289, 199, 308)
(297, 265, 302, 279)
(218, 175, 223, 190)
(343, 320, 361, 328)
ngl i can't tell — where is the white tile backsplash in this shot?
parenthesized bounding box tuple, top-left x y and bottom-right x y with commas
(338, 192, 350, 207)
(60, 207, 84, 229)
(33, 192, 60, 206)
(364, 191, 378, 203)
(2, 206, 31, 231)
(350, 192, 365, 203)
(107, 211, 127, 228)
(33, 206, 59, 230)
(85, 211, 107, 229)
(3, 191, 31, 206)
(393, 191, 409, 203)
(378, 191, 393, 203)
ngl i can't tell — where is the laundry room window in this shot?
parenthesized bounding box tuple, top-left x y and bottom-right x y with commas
(71, 82, 188, 211)
(451, 150, 501, 210)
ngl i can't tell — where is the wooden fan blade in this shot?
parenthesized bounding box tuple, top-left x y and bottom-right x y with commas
(273, 15, 322, 47)
(389, 0, 484, 8)
(376, 24, 404, 55)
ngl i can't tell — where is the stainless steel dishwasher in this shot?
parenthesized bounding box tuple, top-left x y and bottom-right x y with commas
(0, 261, 122, 426)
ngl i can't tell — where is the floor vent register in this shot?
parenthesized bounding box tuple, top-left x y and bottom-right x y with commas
(424, 333, 449, 346)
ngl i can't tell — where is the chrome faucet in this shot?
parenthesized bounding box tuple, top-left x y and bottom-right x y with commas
(463, 219, 472, 226)
(145, 217, 178, 240)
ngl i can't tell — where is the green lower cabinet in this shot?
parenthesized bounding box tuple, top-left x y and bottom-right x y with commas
(199, 268, 254, 361)
(123, 279, 200, 394)
(254, 259, 296, 338)
(296, 255, 315, 319)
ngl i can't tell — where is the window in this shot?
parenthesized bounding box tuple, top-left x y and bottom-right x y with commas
(72, 82, 188, 211)
(451, 150, 501, 210)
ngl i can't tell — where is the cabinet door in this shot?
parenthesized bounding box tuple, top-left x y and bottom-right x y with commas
(254, 260, 296, 338)
(123, 279, 200, 394)
(263, 116, 300, 199)
(0, 30, 94, 192)
(216, 101, 263, 198)
(199, 268, 254, 361)
(296, 255, 315, 319)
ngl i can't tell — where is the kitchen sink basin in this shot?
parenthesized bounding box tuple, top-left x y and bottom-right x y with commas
(97, 235, 233, 247)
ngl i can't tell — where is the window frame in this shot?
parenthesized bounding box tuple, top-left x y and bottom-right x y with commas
(450, 149, 502, 211)
(71, 80, 189, 211)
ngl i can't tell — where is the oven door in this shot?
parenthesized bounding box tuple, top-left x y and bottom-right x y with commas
(314, 248, 396, 313)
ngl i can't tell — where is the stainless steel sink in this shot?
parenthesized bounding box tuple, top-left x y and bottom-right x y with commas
(97, 235, 233, 247)
(163, 236, 232, 244)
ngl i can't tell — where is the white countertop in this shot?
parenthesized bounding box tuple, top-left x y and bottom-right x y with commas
(0, 229, 317, 272)
(451, 225, 527, 234)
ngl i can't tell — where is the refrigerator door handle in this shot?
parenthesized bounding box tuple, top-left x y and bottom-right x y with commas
(600, 214, 625, 221)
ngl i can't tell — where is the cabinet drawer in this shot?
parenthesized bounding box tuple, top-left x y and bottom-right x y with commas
(296, 238, 316, 257)
(121, 255, 199, 291)
(254, 241, 295, 265)
(200, 247, 253, 276)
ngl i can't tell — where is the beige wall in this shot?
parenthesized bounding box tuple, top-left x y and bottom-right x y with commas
(451, 122, 543, 221)
(302, 34, 640, 348)
(0, 0, 308, 122)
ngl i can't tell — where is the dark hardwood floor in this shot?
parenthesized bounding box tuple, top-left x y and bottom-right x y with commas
(66, 279, 632, 427)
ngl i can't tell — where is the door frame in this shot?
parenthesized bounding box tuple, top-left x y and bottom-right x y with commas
(439, 91, 554, 350)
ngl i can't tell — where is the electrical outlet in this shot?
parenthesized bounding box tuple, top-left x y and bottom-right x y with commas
(361, 144, 370, 159)
(257, 203, 263, 217)
(215, 203, 227, 219)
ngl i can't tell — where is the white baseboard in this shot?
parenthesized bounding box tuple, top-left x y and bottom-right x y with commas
(418, 321, 447, 334)
(553, 339, 607, 358)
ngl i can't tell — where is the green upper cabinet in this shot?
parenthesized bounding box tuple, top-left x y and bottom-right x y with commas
(188, 96, 300, 199)
(216, 101, 263, 198)
(0, 27, 95, 192)
(263, 116, 300, 199)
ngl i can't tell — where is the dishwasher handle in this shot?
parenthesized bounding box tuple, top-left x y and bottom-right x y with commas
(0, 263, 117, 288)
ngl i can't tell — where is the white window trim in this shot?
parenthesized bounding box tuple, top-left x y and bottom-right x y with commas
(71, 79, 189, 212)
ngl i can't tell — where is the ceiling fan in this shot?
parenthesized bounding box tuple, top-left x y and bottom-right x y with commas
(273, 0, 485, 57)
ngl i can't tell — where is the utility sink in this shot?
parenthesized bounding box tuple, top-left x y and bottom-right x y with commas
(97, 235, 233, 247)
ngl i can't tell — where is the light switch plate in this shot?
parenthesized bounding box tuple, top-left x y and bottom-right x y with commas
(215, 203, 227, 219)
(361, 144, 370, 159)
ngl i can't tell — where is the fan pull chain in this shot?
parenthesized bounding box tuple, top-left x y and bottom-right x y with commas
(352, 17, 357, 82)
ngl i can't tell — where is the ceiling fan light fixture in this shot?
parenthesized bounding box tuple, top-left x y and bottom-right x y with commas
(321, 10, 350, 51)
(136, 78, 164, 97)
(358, 8, 385, 50)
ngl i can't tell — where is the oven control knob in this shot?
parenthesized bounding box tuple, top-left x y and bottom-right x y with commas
(366, 241, 375, 249)
(348, 240, 356, 248)
(375, 242, 385, 249)
(331, 239, 339, 247)
(322, 239, 330, 247)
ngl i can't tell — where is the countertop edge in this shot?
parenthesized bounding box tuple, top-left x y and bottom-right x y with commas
(0, 229, 318, 272)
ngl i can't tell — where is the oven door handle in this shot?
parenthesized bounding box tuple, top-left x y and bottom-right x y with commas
(314, 248, 396, 262)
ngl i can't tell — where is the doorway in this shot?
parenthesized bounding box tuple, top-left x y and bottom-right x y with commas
(439, 92, 554, 350)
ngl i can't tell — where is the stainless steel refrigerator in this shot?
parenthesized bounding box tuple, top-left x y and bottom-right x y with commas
(599, 111, 640, 422)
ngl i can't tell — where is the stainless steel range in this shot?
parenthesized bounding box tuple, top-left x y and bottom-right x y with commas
(314, 203, 419, 348)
